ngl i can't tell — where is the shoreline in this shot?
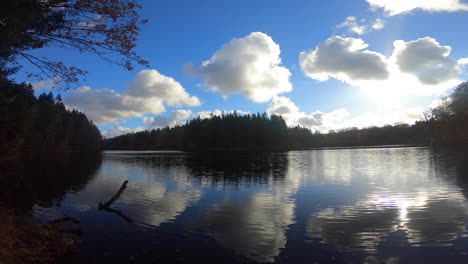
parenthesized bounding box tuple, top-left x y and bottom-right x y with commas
(101, 144, 431, 153)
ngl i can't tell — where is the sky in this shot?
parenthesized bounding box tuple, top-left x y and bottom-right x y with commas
(17, 0, 468, 137)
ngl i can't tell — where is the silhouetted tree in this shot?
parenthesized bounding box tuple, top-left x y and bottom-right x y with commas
(103, 113, 293, 151)
(449, 81, 468, 118)
(102, 81, 468, 150)
(1, 0, 149, 89)
(0, 78, 101, 159)
(423, 81, 468, 145)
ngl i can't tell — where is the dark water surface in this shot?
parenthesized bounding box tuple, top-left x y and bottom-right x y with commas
(20, 147, 468, 263)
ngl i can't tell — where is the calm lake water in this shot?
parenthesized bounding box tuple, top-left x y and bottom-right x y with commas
(21, 147, 468, 263)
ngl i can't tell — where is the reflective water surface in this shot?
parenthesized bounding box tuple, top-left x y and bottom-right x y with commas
(28, 147, 468, 263)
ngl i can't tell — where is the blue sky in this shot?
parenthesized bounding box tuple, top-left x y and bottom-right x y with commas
(18, 0, 468, 137)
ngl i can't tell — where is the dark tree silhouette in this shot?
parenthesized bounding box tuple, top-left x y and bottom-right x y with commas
(422, 81, 468, 145)
(1, 0, 149, 89)
(103, 113, 290, 151)
(0, 78, 101, 160)
(449, 81, 468, 117)
(102, 114, 431, 151)
(103, 81, 468, 151)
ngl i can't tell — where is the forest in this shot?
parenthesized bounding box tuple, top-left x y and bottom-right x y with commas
(0, 78, 101, 160)
(102, 114, 430, 151)
(103, 81, 468, 151)
(3, 78, 465, 157)
(104, 113, 290, 151)
(1, 0, 148, 164)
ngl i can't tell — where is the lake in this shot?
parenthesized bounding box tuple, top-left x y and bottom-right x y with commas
(16, 147, 468, 263)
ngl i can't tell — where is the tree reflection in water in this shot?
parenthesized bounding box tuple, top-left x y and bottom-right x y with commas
(0, 153, 102, 210)
(8, 148, 468, 264)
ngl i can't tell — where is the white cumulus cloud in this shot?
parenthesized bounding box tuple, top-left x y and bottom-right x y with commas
(268, 97, 424, 131)
(267, 96, 349, 132)
(126, 69, 201, 107)
(392, 37, 460, 85)
(197, 109, 250, 119)
(143, 110, 193, 129)
(337, 16, 368, 35)
(336, 17, 385, 35)
(30, 78, 59, 91)
(65, 86, 165, 124)
(339, 108, 424, 129)
(371, 18, 385, 30)
(101, 124, 144, 138)
(459, 58, 468, 67)
(65, 69, 201, 124)
(300, 36, 461, 96)
(299, 36, 390, 82)
(366, 0, 468, 15)
(186, 32, 292, 103)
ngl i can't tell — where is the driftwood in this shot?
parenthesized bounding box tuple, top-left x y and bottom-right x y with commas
(99, 206, 133, 223)
(98, 180, 128, 209)
(98, 180, 133, 223)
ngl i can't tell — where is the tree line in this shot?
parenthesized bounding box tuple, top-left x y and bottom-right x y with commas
(103, 81, 468, 151)
(422, 81, 468, 145)
(103, 113, 290, 151)
(102, 115, 429, 151)
(0, 78, 101, 160)
(1, 0, 148, 161)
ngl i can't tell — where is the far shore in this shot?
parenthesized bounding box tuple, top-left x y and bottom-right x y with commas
(101, 144, 431, 153)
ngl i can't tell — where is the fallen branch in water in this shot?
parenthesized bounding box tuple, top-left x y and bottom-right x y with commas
(99, 206, 133, 223)
(98, 180, 133, 223)
(98, 180, 128, 209)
